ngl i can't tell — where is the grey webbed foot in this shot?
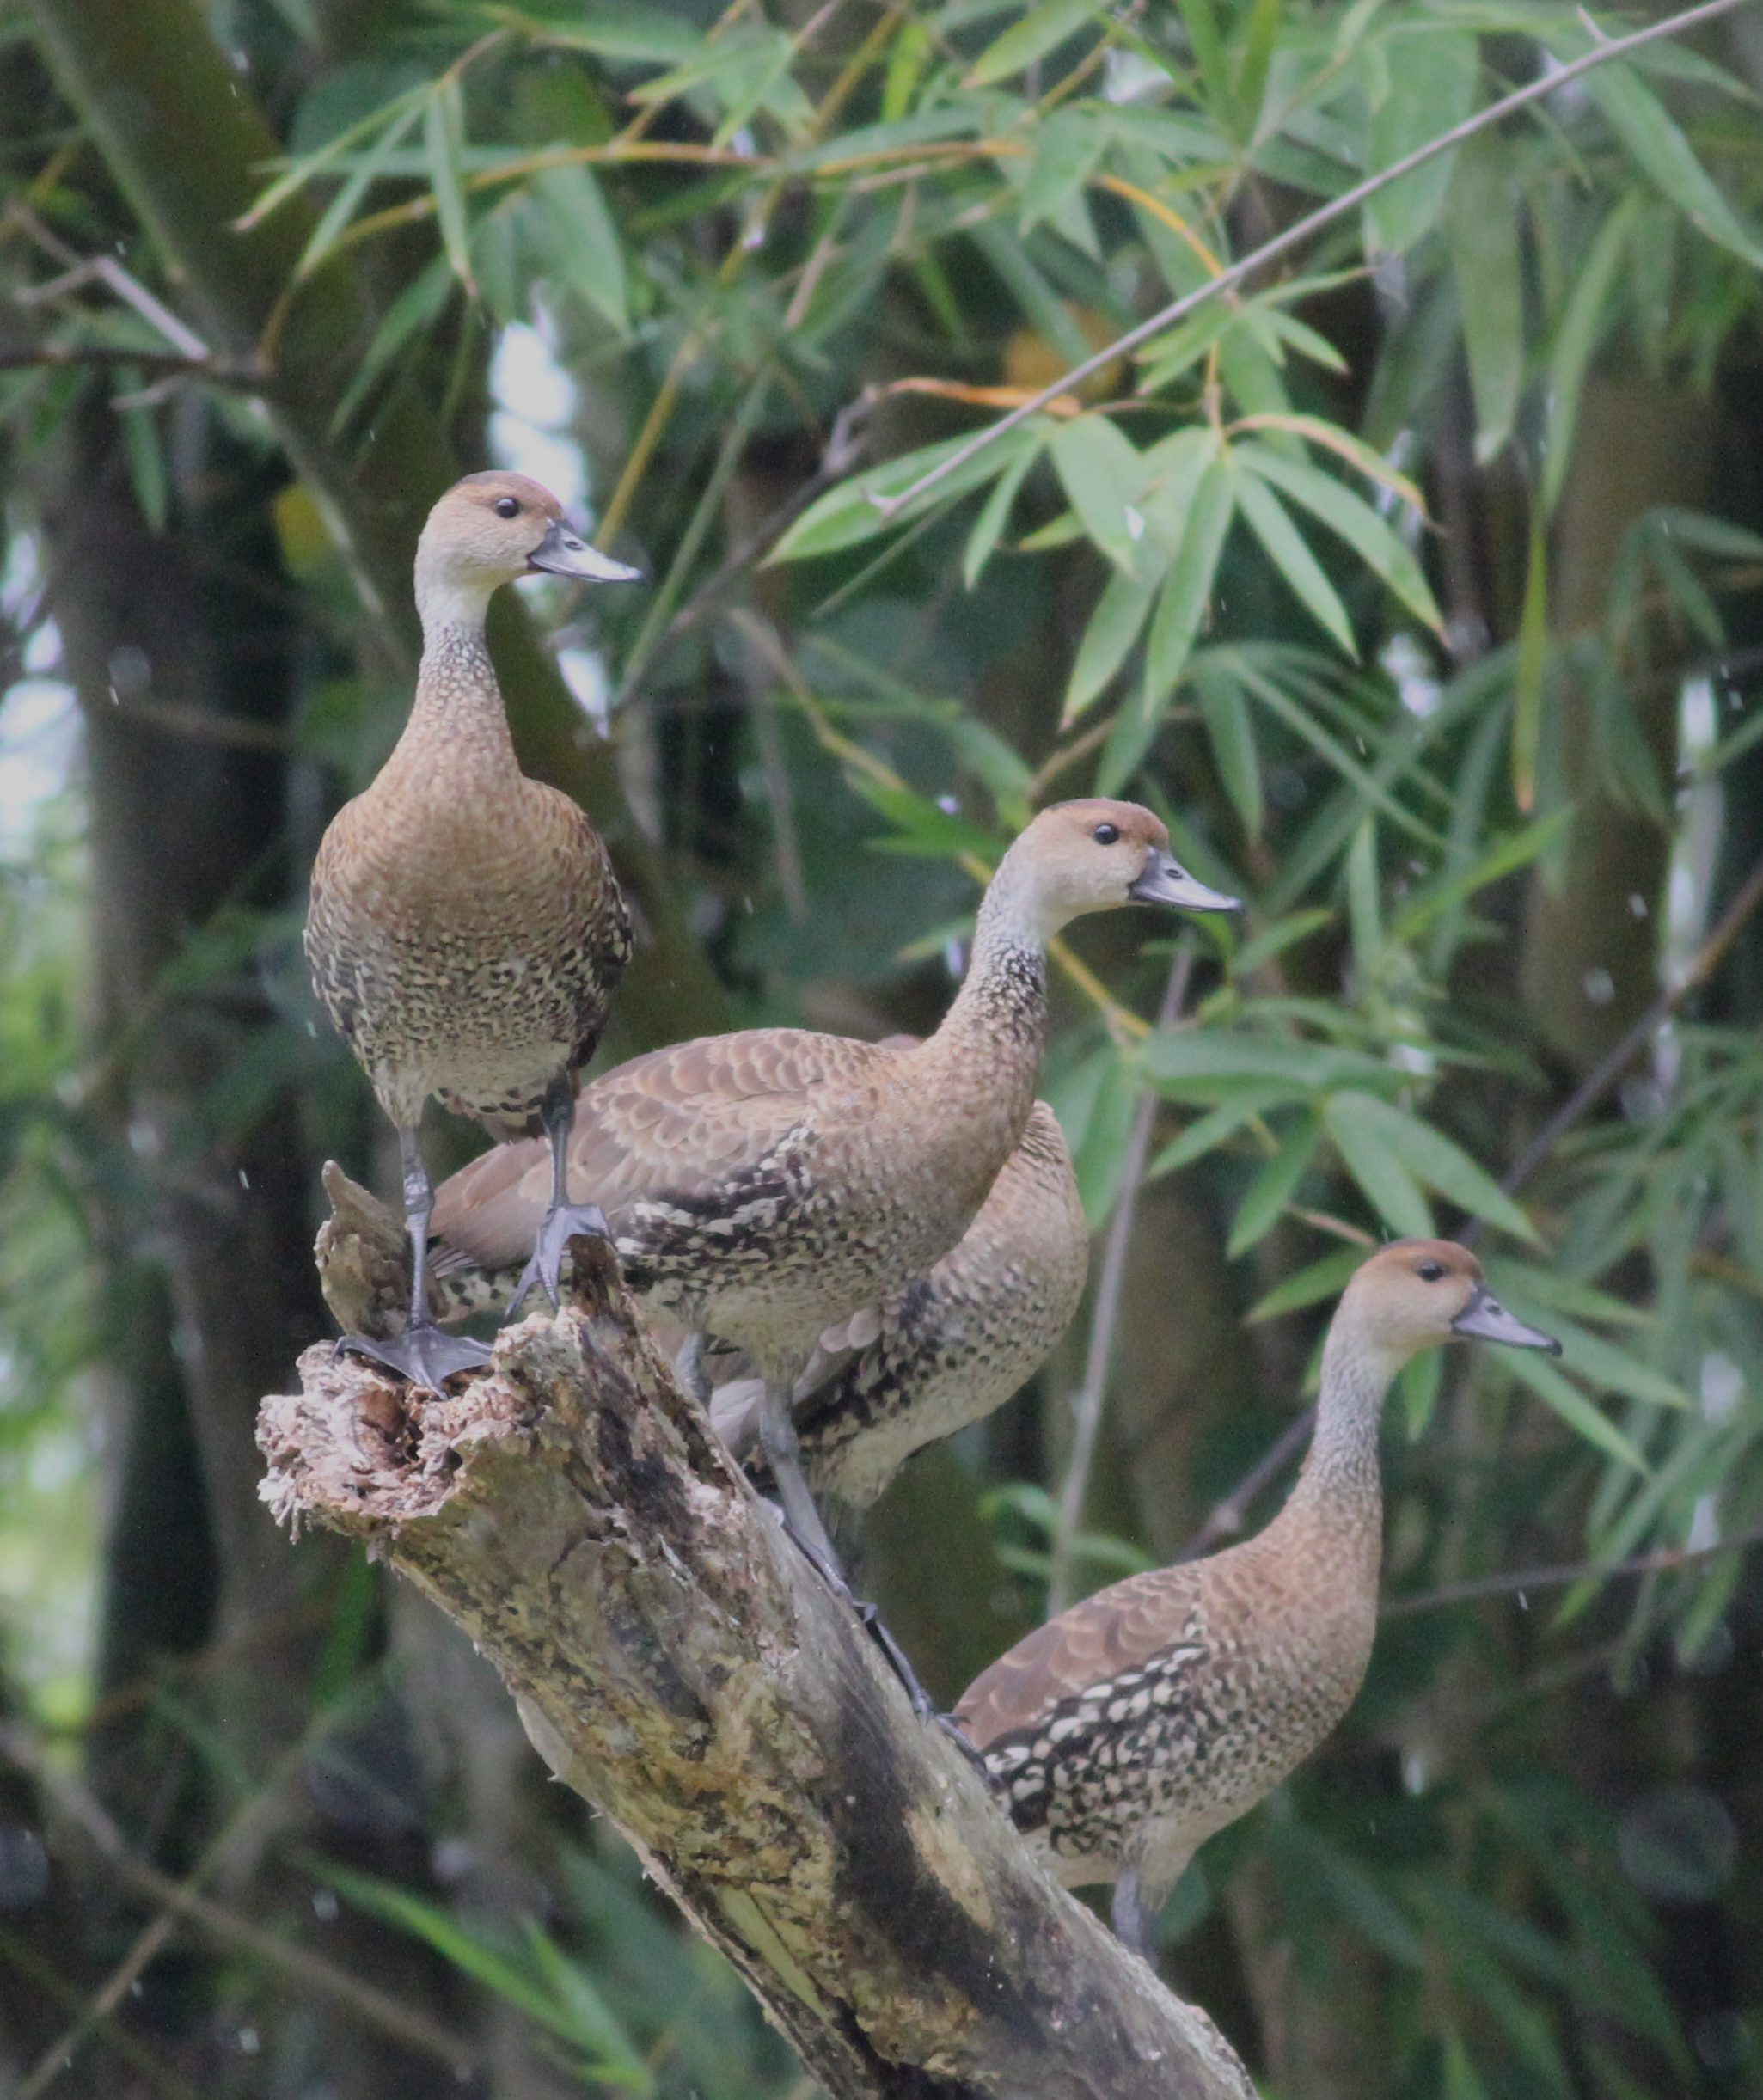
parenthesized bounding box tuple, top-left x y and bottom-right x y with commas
(336, 1319, 493, 1395)
(505, 1203, 610, 1319)
(934, 1711, 992, 1779)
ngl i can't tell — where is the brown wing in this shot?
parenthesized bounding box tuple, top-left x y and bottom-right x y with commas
(431, 1026, 894, 1270)
(954, 1565, 1203, 1748)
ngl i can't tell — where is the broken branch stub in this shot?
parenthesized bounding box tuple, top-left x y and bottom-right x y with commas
(256, 1240, 1254, 2100)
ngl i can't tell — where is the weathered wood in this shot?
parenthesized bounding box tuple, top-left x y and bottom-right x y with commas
(257, 1241, 1255, 2100)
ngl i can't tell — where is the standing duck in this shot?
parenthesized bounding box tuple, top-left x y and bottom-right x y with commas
(313, 1099, 1087, 1519)
(709, 1100, 1089, 1518)
(429, 801, 1235, 1582)
(305, 471, 640, 1392)
(954, 1240, 1558, 1951)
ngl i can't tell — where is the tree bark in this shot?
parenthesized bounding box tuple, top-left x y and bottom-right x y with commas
(258, 1241, 1258, 2100)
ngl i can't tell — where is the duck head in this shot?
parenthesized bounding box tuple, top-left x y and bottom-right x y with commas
(1340, 1239, 1559, 1372)
(414, 471, 640, 631)
(988, 799, 1238, 945)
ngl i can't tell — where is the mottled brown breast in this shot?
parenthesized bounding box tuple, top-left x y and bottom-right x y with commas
(432, 1027, 897, 1270)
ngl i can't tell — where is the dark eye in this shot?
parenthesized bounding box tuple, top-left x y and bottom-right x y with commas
(1417, 1260, 1445, 1282)
(1093, 822, 1121, 845)
(494, 496, 521, 518)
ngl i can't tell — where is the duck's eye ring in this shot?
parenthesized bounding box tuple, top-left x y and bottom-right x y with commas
(494, 496, 522, 518)
(1093, 821, 1121, 845)
(1417, 1260, 1446, 1282)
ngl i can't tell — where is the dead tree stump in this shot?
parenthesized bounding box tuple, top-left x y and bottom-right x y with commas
(257, 1240, 1255, 2100)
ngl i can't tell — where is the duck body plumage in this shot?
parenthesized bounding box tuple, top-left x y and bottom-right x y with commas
(432, 799, 1228, 1375)
(433, 990, 1044, 1374)
(428, 797, 1233, 1566)
(307, 595, 629, 1142)
(708, 1101, 1090, 1511)
(958, 1492, 1380, 1904)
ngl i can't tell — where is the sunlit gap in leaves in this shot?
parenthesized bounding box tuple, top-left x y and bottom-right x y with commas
(0, 530, 97, 1730)
(488, 314, 613, 737)
(0, 531, 77, 855)
(1630, 676, 1725, 1123)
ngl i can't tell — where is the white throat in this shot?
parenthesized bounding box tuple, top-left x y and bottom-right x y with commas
(974, 847, 1064, 957)
(414, 563, 504, 640)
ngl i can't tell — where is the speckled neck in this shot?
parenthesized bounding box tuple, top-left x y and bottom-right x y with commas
(907, 854, 1051, 1151)
(1286, 1318, 1402, 1521)
(383, 616, 522, 789)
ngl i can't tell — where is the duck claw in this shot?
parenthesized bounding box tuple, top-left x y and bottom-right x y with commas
(505, 1203, 611, 1319)
(336, 1320, 493, 1396)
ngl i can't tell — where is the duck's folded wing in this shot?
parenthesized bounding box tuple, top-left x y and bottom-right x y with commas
(953, 1567, 1203, 1748)
(431, 1027, 889, 1271)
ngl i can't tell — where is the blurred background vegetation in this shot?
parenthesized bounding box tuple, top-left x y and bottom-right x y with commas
(0, 0, 1761, 2093)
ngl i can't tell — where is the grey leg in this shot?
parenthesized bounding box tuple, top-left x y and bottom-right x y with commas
(506, 1077, 609, 1318)
(1111, 1867, 1148, 1955)
(757, 1377, 846, 1582)
(757, 1377, 940, 1721)
(675, 1331, 713, 1408)
(336, 1129, 493, 1394)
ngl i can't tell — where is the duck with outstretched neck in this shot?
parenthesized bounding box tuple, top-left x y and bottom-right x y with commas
(428, 801, 1235, 1626)
(955, 1239, 1558, 1950)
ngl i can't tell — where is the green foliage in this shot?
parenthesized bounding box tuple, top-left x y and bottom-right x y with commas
(6, 0, 1763, 2090)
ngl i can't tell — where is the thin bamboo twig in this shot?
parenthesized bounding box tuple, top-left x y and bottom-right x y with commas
(612, 393, 872, 711)
(875, 0, 1748, 518)
(1047, 939, 1197, 1614)
(1379, 1521, 1763, 1619)
(0, 345, 266, 383)
(13, 1703, 354, 2100)
(0, 1926, 205, 2100)
(0, 1723, 479, 2081)
(1460, 844, 1763, 1249)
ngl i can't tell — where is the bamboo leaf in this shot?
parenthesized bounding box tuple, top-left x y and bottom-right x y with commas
(425, 77, 474, 291)
(1063, 569, 1156, 722)
(1096, 450, 1231, 780)
(1192, 658, 1264, 837)
(1446, 132, 1523, 465)
(963, 433, 1043, 588)
(1540, 196, 1639, 517)
(1228, 413, 1426, 513)
(964, 0, 1100, 88)
(298, 97, 423, 278)
(773, 428, 1042, 560)
(1504, 1350, 1651, 1476)
(1236, 467, 1356, 656)
(1230, 1114, 1321, 1255)
(1512, 520, 1547, 811)
(1247, 1244, 1363, 1322)
(1149, 1083, 1296, 1178)
(1581, 60, 1763, 269)
(1049, 414, 1149, 579)
(1362, 27, 1478, 255)
(1328, 1091, 1540, 1244)
(1325, 1091, 1433, 1238)
(1233, 444, 1441, 634)
(329, 250, 453, 435)
(530, 162, 627, 332)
